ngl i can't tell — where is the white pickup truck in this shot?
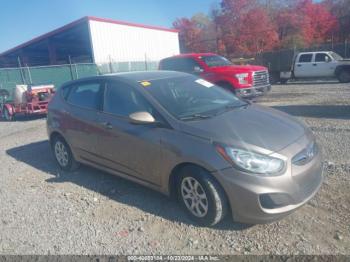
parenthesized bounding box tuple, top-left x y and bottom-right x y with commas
(259, 51, 350, 84)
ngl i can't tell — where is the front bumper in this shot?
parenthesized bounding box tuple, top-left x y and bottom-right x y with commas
(236, 84, 271, 98)
(213, 143, 323, 224)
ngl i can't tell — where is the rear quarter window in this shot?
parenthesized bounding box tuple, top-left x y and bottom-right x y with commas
(160, 58, 177, 70)
(66, 82, 104, 110)
(160, 57, 199, 73)
(298, 54, 313, 63)
(61, 85, 71, 100)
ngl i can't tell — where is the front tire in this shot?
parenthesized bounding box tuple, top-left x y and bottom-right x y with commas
(218, 82, 235, 94)
(176, 166, 228, 226)
(337, 70, 350, 83)
(51, 135, 79, 172)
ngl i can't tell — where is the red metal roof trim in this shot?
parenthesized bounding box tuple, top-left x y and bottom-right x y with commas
(0, 16, 179, 57)
(87, 16, 179, 33)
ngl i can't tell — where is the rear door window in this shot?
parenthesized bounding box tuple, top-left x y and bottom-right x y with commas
(298, 54, 313, 63)
(66, 82, 104, 110)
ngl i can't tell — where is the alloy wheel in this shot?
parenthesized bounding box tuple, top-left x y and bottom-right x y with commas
(181, 177, 208, 217)
(54, 141, 69, 167)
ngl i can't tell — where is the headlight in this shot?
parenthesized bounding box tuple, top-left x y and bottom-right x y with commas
(235, 73, 249, 84)
(216, 146, 285, 175)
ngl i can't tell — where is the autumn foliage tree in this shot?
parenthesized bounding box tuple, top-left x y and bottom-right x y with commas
(321, 0, 348, 41)
(173, 13, 219, 53)
(295, 0, 338, 46)
(173, 18, 203, 52)
(216, 0, 279, 55)
(173, 0, 345, 56)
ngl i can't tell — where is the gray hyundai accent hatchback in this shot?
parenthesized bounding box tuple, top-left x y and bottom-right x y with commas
(47, 71, 323, 226)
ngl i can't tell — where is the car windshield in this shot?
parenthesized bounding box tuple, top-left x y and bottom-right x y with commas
(200, 55, 233, 67)
(330, 52, 343, 60)
(141, 75, 247, 120)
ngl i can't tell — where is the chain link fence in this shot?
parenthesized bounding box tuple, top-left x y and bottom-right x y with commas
(0, 60, 159, 101)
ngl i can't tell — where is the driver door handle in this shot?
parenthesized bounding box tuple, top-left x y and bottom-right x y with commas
(101, 122, 113, 129)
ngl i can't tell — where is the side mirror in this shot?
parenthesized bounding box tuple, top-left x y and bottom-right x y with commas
(129, 111, 156, 124)
(325, 56, 331, 63)
(193, 66, 204, 74)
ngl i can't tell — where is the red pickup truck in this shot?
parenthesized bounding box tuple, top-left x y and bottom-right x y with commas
(159, 53, 271, 98)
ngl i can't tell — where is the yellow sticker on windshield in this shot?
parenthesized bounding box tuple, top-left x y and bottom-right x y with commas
(140, 81, 151, 87)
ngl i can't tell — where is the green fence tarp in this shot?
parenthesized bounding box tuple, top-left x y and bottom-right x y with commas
(0, 63, 100, 101)
(0, 61, 159, 101)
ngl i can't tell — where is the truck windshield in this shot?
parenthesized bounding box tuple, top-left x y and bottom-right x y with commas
(330, 52, 343, 60)
(200, 55, 233, 67)
(141, 75, 246, 120)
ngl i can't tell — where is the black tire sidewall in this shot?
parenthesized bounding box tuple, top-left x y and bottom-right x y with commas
(280, 78, 288, 84)
(219, 82, 235, 94)
(176, 166, 227, 226)
(338, 70, 350, 83)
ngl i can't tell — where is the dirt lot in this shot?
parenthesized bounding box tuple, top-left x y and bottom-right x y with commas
(0, 81, 349, 255)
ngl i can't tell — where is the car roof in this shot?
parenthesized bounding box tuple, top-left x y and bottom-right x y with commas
(108, 70, 187, 81)
(61, 71, 189, 87)
(299, 51, 331, 54)
(163, 53, 217, 59)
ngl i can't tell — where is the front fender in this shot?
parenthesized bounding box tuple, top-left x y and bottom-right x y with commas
(335, 64, 350, 75)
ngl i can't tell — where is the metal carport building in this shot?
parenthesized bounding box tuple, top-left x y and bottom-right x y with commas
(0, 16, 180, 68)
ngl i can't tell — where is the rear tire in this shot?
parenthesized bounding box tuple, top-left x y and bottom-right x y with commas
(280, 78, 288, 84)
(337, 70, 350, 83)
(2, 107, 13, 121)
(176, 166, 228, 226)
(51, 135, 80, 172)
(269, 72, 280, 84)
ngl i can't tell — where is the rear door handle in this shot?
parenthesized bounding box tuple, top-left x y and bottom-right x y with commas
(101, 122, 113, 129)
(297, 64, 302, 67)
(313, 63, 317, 66)
(62, 109, 70, 115)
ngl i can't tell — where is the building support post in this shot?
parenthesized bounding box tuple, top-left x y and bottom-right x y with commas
(68, 56, 74, 80)
(17, 56, 25, 84)
(48, 39, 58, 65)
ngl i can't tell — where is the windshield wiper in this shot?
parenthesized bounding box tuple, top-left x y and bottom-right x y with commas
(214, 103, 249, 116)
(179, 113, 213, 121)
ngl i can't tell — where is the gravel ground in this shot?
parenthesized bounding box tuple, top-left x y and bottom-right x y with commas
(0, 81, 349, 255)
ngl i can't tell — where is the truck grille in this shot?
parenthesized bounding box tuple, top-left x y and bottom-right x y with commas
(253, 71, 269, 87)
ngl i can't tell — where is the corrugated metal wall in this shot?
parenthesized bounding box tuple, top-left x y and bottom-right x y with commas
(89, 20, 180, 64)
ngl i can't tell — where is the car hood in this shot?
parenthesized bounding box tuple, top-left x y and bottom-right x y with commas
(209, 64, 267, 73)
(179, 104, 309, 153)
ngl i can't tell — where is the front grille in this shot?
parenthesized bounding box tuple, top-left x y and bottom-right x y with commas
(253, 71, 269, 87)
(259, 193, 293, 209)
